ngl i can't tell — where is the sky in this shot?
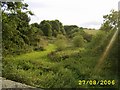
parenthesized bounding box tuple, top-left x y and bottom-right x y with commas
(24, 0, 119, 29)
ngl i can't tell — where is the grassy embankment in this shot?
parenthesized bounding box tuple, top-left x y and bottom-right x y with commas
(3, 30, 118, 88)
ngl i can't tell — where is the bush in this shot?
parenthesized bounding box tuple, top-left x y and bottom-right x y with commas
(48, 49, 82, 62)
(33, 38, 48, 51)
(48, 51, 69, 61)
(82, 33, 92, 42)
(34, 47, 45, 51)
(55, 34, 67, 51)
(72, 35, 84, 47)
(87, 30, 116, 56)
(55, 40, 67, 51)
(89, 31, 106, 47)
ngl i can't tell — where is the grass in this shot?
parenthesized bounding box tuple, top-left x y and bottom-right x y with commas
(6, 44, 56, 61)
(84, 30, 99, 35)
(3, 35, 118, 88)
(3, 44, 58, 87)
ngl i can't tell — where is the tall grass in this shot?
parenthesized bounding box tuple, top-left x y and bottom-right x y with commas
(2, 31, 118, 88)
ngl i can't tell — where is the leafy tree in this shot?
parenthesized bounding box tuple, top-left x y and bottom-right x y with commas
(49, 20, 66, 36)
(100, 10, 118, 31)
(64, 25, 80, 38)
(70, 28, 92, 42)
(50, 20, 60, 33)
(55, 20, 66, 35)
(40, 20, 52, 37)
(2, 1, 33, 55)
(31, 23, 40, 28)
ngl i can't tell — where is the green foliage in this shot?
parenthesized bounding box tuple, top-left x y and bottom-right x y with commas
(72, 35, 84, 47)
(55, 39, 67, 51)
(64, 26, 92, 42)
(100, 10, 118, 31)
(2, 44, 78, 88)
(55, 35, 67, 51)
(48, 48, 82, 62)
(40, 21, 52, 37)
(2, 2, 26, 13)
(88, 31, 106, 48)
(34, 38, 48, 51)
(72, 29, 92, 42)
(2, 2, 33, 56)
(39, 20, 66, 37)
(81, 31, 92, 42)
(88, 30, 115, 55)
(50, 20, 60, 33)
(2, 2, 46, 56)
(2, 18, 32, 55)
(3, 41, 118, 88)
(87, 31, 105, 55)
(2, 2, 118, 89)
(64, 25, 79, 37)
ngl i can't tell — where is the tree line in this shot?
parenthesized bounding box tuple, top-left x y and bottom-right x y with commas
(1, 1, 119, 56)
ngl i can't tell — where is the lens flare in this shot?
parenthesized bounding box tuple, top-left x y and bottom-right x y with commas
(94, 29, 118, 74)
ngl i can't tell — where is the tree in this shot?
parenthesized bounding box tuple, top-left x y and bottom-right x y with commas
(50, 20, 60, 33)
(40, 21, 52, 37)
(64, 25, 79, 38)
(100, 10, 118, 31)
(49, 20, 66, 36)
(31, 23, 40, 28)
(2, 1, 33, 55)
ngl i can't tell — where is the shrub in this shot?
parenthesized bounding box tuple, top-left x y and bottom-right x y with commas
(87, 30, 115, 56)
(33, 38, 48, 51)
(48, 48, 82, 62)
(34, 47, 45, 51)
(55, 34, 67, 51)
(53, 67, 77, 88)
(72, 35, 84, 47)
(82, 33, 92, 42)
(48, 51, 69, 61)
(89, 31, 106, 47)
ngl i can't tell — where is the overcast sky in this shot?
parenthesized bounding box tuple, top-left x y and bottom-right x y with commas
(24, 0, 119, 29)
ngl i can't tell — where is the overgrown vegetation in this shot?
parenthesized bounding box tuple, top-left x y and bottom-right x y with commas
(2, 1, 119, 89)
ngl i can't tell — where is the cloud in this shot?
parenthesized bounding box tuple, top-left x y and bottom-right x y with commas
(80, 21, 102, 29)
(25, 0, 119, 29)
(81, 21, 101, 26)
(25, 1, 49, 9)
(118, 1, 120, 11)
